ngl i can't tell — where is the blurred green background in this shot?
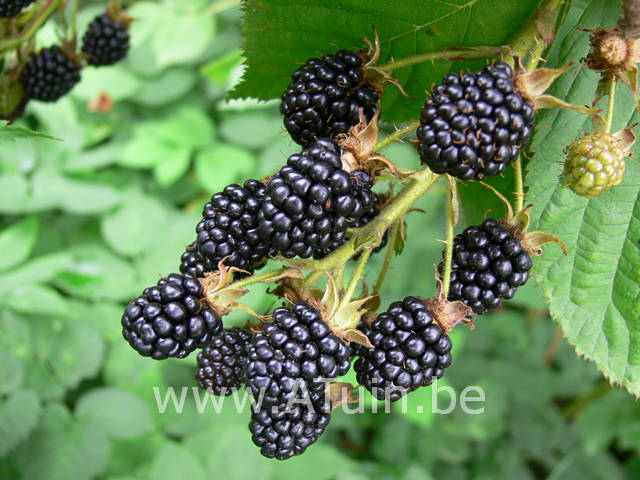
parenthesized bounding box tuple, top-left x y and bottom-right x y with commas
(1, 1, 639, 479)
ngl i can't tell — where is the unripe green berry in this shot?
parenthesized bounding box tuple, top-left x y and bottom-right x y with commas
(563, 133, 626, 198)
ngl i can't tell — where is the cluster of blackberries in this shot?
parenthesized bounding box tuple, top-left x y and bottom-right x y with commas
(258, 139, 377, 259)
(281, 49, 379, 147)
(417, 62, 534, 180)
(19, 11, 130, 102)
(0, 0, 33, 18)
(441, 219, 532, 314)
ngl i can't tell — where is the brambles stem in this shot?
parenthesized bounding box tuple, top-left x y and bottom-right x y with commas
(340, 249, 371, 309)
(605, 77, 617, 133)
(377, 46, 504, 73)
(442, 177, 456, 297)
(373, 221, 400, 295)
(0, 0, 62, 53)
(513, 156, 525, 213)
(374, 121, 420, 151)
(228, 267, 290, 289)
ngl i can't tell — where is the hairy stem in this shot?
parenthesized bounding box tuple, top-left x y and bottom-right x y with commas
(377, 46, 504, 73)
(0, 0, 61, 53)
(510, 0, 566, 60)
(374, 121, 420, 151)
(340, 249, 372, 309)
(442, 178, 456, 297)
(513, 156, 525, 213)
(373, 221, 400, 295)
(228, 267, 290, 289)
(605, 77, 617, 133)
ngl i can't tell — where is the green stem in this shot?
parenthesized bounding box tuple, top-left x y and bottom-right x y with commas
(374, 121, 420, 151)
(510, 0, 566, 60)
(377, 46, 503, 73)
(70, 0, 79, 39)
(513, 156, 525, 212)
(605, 77, 617, 133)
(442, 177, 456, 297)
(303, 270, 323, 287)
(205, 0, 241, 15)
(228, 266, 290, 290)
(373, 221, 400, 295)
(340, 249, 372, 309)
(0, 0, 61, 53)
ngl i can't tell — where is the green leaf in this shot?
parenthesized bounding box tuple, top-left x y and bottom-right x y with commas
(49, 323, 104, 390)
(153, 146, 192, 187)
(101, 190, 169, 257)
(16, 404, 109, 480)
(72, 66, 142, 102)
(195, 143, 255, 192)
(201, 49, 243, 86)
(0, 216, 39, 272)
(0, 252, 74, 292)
(0, 350, 24, 396)
(134, 69, 197, 106)
(232, 0, 539, 121)
(3, 284, 68, 316)
(218, 110, 282, 149)
(149, 443, 206, 480)
(0, 391, 41, 457)
(0, 121, 59, 144)
(526, 1, 640, 396)
(75, 388, 153, 439)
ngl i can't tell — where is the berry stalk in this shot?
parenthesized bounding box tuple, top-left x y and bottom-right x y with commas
(373, 220, 401, 295)
(374, 120, 420, 151)
(376, 46, 504, 73)
(605, 77, 617, 133)
(340, 247, 371, 310)
(442, 177, 457, 297)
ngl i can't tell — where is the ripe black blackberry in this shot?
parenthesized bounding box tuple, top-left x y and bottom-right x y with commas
(21, 46, 81, 102)
(249, 387, 331, 460)
(354, 296, 452, 402)
(196, 327, 252, 395)
(0, 0, 33, 17)
(442, 218, 533, 314)
(121, 273, 222, 360)
(245, 301, 351, 407)
(196, 179, 272, 272)
(417, 62, 535, 180)
(257, 139, 376, 259)
(179, 243, 216, 278)
(82, 13, 130, 66)
(280, 49, 379, 146)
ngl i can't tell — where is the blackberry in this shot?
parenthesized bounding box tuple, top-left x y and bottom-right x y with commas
(249, 387, 331, 460)
(417, 62, 535, 180)
(179, 243, 216, 278)
(257, 139, 376, 259)
(0, 0, 33, 17)
(442, 218, 533, 314)
(563, 133, 626, 198)
(21, 46, 81, 102)
(82, 13, 130, 66)
(196, 180, 272, 272)
(354, 296, 452, 402)
(280, 49, 379, 146)
(245, 301, 351, 407)
(121, 273, 222, 360)
(196, 327, 252, 395)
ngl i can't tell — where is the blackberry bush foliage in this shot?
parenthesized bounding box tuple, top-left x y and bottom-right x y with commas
(110, 0, 640, 464)
(280, 50, 380, 146)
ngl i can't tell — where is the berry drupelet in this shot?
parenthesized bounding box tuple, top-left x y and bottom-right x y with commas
(354, 296, 453, 402)
(179, 243, 216, 278)
(21, 46, 81, 102)
(257, 139, 376, 259)
(196, 327, 253, 395)
(196, 180, 272, 273)
(280, 50, 379, 146)
(121, 273, 222, 360)
(443, 218, 533, 314)
(0, 0, 33, 17)
(417, 62, 535, 180)
(249, 388, 332, 460)
(245, 301, 351, 407)
(82, 13, 130, 66)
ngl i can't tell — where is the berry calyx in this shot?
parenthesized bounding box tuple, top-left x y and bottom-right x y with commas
(121, 273, 222, 360)
(354, 296, 453, 401)
(564, 131, 633, 198)
(21, 46, 82, 102)
(196, 327, 252, 395)
(82, 12, 131, 66)
(280, 49, 380, 147)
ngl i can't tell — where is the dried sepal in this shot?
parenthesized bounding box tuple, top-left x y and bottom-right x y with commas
(200, 260, 262, 320)
(424, 287, 474, 334)
(535, 94, 600, 115)
(613, 125, 637, 153)
(107, 0, 135, 28)
(268, 277, 324, 304)
(328, 382, 360, 409)
(522, 230, 568, 256)
(513, 58, 571, 106)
